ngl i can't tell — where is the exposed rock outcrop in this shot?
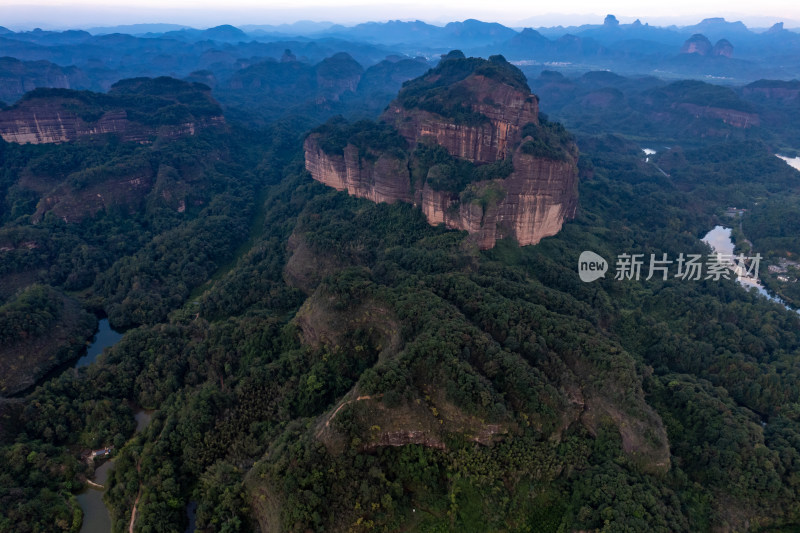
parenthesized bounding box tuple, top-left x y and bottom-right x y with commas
(303, 141, 413, 205)
(742, 79, 800, 101)
(382, 74, 539, 164)
(680, 34, 713, 55)
(0, 101, 222, 144)
(0, 77, 225, 144)
(415, 145, 578, 248)
(712, 38, 734, 58)
(676, 103, 759, 127)
(304, 54, 579, 249)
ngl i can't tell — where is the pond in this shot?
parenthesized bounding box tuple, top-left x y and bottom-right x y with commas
(74, 319, 123, 368)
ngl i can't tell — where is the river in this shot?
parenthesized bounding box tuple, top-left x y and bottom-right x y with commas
(72, 319, 127, 533)
(77, 408, 154, 533)
(76, 460, 114, 533)
(701, 225, 797, 313)
(777, 154, 800, 172)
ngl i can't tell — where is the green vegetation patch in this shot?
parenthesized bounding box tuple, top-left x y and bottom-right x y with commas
(648, 79, 756, 113)
(0, 284, 62, 344)
(18, 77, 221, 126)
(312, 117, 408, 159)
(520, 115, 575, 162)
(412, 142, 514, 192)
(396, 54, 529, 125)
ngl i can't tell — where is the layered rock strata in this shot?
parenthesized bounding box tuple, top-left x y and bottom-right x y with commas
(304, 55, 579, 249)
(0, 98, 224, 144)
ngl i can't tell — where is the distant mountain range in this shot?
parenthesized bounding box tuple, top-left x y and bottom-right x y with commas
(1, 16, 800, 116)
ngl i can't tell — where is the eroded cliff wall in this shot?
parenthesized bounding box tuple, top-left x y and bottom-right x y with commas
(382, 75, 539, 164)
(0, 99, 224, 144)
(305, 135, 578, 250)
(418, 149, 578, 248)
(304, 55, 579, 250)
(304, 139, 413, 205)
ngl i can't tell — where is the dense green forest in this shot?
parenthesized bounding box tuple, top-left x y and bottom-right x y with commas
(4, 61, 800, 533)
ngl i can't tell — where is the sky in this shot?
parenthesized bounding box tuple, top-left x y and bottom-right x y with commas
(0, 0, 798, 30)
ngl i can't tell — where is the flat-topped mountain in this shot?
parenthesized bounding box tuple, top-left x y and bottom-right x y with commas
(304, 52, 579, 249)
(0, 76, 224, 144)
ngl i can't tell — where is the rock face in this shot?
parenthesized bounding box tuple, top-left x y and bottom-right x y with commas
(304, 54, 579, 249)
(303, 135, 578, 249)
(676, 103, 759, 127)
(712, 39, 734, 58)
(0, 100, 222, 144)
(742, 80, 800, 102)
(680, 34, 713, 55)
(304, 140, 413, 204)
(383, 74, 539, 164)
(416, 146, 578, 248)
(0, 77, 225, 144)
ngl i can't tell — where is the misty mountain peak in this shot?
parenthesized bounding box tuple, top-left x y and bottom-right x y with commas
(767, 22, 785, 33)
(712, 39, 734, 57)
(199, 24, 248, 42)
(281, 49, 297, 63)
(442, 49, 466, 60)
(680, 33, 713, 55)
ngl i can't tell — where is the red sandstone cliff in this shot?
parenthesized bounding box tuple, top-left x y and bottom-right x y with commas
(0, 97, 224, 144)
(303, 139, 413, 205)
(418, 145, 578, 248)
(304, 55, 578, 250)
(382, 74, 539, 164)
(675, 103, 759, 128)
(0, 78, 225, 145)
(305, 135, 578, 249)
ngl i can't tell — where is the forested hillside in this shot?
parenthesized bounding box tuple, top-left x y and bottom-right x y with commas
(3, 47, 800, 533)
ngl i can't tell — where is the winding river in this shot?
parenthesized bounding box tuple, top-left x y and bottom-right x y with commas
(76, 460, 114, 533)
(71, 319, 130, 533)
(701, 225, 797, 313)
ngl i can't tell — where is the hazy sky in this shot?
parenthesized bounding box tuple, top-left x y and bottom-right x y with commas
(1, 0, 797, 30)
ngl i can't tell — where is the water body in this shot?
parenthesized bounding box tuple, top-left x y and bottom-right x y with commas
(185, 501, 198, 533)
(77, 460, 114, 533)
(776, 154, 800, 172)
(74, 319, 123, 368)
(134, 409, 154, 433)
(701, 226, 797, 313)
(73, 319, 124, 532)
(77, 410, 154, 533)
